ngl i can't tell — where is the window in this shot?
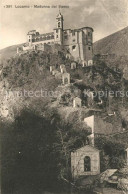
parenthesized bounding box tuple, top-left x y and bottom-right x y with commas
(84, 156, 91, 172)
(56, 29, 58, 33)
(64, 78, 68, 84)
(88, 46, 91, 50)
(64, 35, 68, 40)
(88, 32, 91, 36)
(56, 35, 58, 38)
(58, 22, 60, 28)
(72, 31, 75, 36)
(29, 39, 31, 42)
(73, 39, 75, 42)
(51, 35, 54, 39)
(47, 36, 50, 40)
(72, 45, 76, 51)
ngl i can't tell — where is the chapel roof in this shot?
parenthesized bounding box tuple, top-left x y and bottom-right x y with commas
(72, 145, 99, 153)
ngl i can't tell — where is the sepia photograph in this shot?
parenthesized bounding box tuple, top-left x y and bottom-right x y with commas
(0, 0, 128, 193)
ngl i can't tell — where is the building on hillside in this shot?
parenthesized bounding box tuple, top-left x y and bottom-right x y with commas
(83, 113, 124, 138)
(73, 97, 82, 108)
(62, 73, 70, 85)
(71, 113, 128, 179)
(20, 12, 94, 64)
(71, 62, 77, 69)
(60, 64, 66, 73)
(50, 65, 55, 73)
(71, 145, 100, 178)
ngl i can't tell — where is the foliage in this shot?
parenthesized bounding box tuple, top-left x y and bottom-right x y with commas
(1, 42, 128, 194)
(1, 50, 69, 89)
(1, 108, 89, 193)
(2, 109, 58, 193)
(95, 137, 126, 171)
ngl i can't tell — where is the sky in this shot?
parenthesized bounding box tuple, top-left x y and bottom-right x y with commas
(0, 0, 128, 49)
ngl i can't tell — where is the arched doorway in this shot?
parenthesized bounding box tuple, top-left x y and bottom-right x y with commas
(64, 77, 68, 84)
(84, 156, 91, 171)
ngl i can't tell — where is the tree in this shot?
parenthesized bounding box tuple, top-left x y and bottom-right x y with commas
(95, 137, 126, 171)
(52, 120, 89, 193)
(1, 108, 90, 194)
(1, 109, 60, 194)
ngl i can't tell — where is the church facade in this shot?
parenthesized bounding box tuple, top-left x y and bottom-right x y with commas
(71, 145, 100, 178)
(23, 12, 94, 64)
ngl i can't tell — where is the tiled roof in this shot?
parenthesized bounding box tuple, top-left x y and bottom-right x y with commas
(94, 114, 123, 135)
(72, 145, 99, 153)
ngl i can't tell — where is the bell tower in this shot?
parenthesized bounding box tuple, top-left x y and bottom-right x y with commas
(54, 11, 64, 45)
(56, 11, 64, 29)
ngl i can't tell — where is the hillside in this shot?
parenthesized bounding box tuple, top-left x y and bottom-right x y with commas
(0, 43, 23, 61)
(1, 47, 128, 194)
(1, 27, 128, 132)
(0, 49, 128, 132)
(94, 26, 128, 56)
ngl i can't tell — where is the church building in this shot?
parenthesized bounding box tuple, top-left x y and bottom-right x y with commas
(71, 145, 100, 178)
(22, 12, 94, 64)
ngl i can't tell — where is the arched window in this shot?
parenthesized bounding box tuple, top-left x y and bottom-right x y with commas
(84, 156, 91, 171)
(47, 36, 50, 40)
(64, 77, 68, 84)
(58, 22, 61, 28)
(43, 36, 46, 40)
(46, 36, 49, 40)
(51, 35, 54, 39)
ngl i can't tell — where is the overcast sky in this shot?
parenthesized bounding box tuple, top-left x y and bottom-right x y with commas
(0, 0, 128, 49)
